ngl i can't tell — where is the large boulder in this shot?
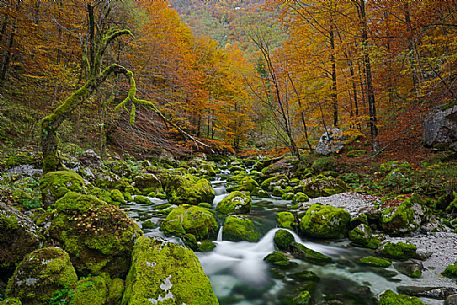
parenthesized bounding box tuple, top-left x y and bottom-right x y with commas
(300, 204, 351, 239)
(39, 171, 85, 207)
(6, 247, 78, 305)
(121, 236, 219, 305)
(380, 241, 417, 261)
(348, 224, 380, 249)
(216, 191, 252, 215)
(165, 174, 215, 205)
(47, 192, 142, 277)
(222, 215, 260, 242)
(423, 103, 457, 150)
(301, 176, 348, 198)
(0, 203, 41, 273)
(379, 289, 425, 305)
(160, 205, 218, 240)
(315, 128, 346, 156)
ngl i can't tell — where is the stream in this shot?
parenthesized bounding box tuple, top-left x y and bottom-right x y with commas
(122, 170, 450, 305)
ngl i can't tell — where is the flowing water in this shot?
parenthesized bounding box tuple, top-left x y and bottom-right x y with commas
(121, 170, 445, 305)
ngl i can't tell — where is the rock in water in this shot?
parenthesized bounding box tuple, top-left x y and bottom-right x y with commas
(6, 247, 77, 305)
(300, 204, 351, 239)
(423, 103, 457, 151)
(315, 128, 346, 156)
(121, 236, 219, 305)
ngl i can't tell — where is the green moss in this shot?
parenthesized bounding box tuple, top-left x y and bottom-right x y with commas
(49, 192, 142, 277)
(380, 242, 417, 260)
(141, 220, 157, 230)
(359, 256, 391, 268)
(300, 204, 351, 239)
(264, 251, 289, 266)
(301, 175, 348, 198)
(216, 191, 252, 215)
(293, 290, 311, 305)
(121, 236, 219, 305)
(166, 174, 215, 205)
(6, 247, 77, 305)
(160, 205, 218, 241)
(198, 240, 216, 252)
(273, 229, 295, 251)
(379, 290, 425, 305)
(290, 242, 332, 265)
(260, 175, 288, 191)
(348, 224, 380, 249)
(381, 197, 420, 235)
(0, 298, 22, 305)
(276, 212, 295, 230)
(0, 213, 19, 230)
(442, 262, 457, 278)
(70, 275, 108, 305)
(292, 192, 309, 204)
(40, 171, 84, 207)
(281, 192, 294, 200)
(133, 195, 151, 205)
(223, 215, 260, 242)
(312, 156, 337, 173)
(110, 189, 125, 204)
(227, 176, 259, 193)
(108, 278, 124, 305)
(88, 187, 113, 204)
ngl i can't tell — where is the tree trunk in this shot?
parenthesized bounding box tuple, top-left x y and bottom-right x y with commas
(404, 1, 420, 98)
(329, 20, 338, 127)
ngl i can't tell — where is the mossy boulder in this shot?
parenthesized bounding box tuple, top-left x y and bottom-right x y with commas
(0, 298, 21, 305)
(0, 203, 41, 273)
(381, 197, 423, 236)
(293, 192, 309, 205)
(300, 204, 351, 239)
(160, 205, 218, 241)
(222, 215, 260, 242)
(348, 224, 380, 249)
(273, 229, 295, 251)
(394, 261, 423, 278)
(226, 175, 259, 193)
(132, 173, 162, 193)
(276, 212, 296, 230)
(443, 262, 457, 278)
(264, 251, 290, 266)
(39, 171, 84, 207)
(379, 290, 425, 305)
(300, 176, 348, 198)
(121, 236, 219, 305)
(293, 290, 311, 305)
(48, 192, 142, 277)
(290, 242, 332, 265)
(110, 189, 125, 204)
(260, 175, 289, 191)
(165, 174, 215, 205)
(133, 195, 151, 205)
(70, 274, 110, 305)
(359, 256, 392, 268)
(380, 241, 417, 261)
(216, 191, 252, 215)
(6, 247, 77, 305)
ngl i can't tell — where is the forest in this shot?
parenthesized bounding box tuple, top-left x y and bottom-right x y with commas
(0, 0, 456, 305)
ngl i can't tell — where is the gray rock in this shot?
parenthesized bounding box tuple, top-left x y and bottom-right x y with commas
(394, 260, 423, 278)
(78, 149, 102, 168)
(315, 128, 346, 156)
(445, 294, 457, 305)
(423, 104, 457, 150)
(397, 286, 457, 300)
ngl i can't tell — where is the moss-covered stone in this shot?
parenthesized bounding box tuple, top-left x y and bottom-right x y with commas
(293, 290, 311, 305)
(293, 192, 309, 205)
(40, 171, 84, 207)
(260, 175, 289, 191)
(300, 176, 348, 198)
(223, 215, 260, 242)
(359, 256, 392, 268)
(276, 212, 296, 230)
(160, 205, 218, 241)
(0, 203, 41, 271)
(227, 175, 259, 193)
(300, 204, 351, 239)
(379, 290, 425, 305)
(394, 261, 422, 278)
(133, 195, 151, 205)
(442, 262, 457, 278)
(121, 236, 219, 305)
(381, 197, 422, 236)
(108, 278, 125, 305)
(88, 187, 113, 204)
(165, 174, 215, 205)
(349, 224, 380, 249)
(290, 242, 332, 265)
(216, 191, 252, 215)
(273, 229, 295, 251)
(264, 251, 289, 266)
(111, 189, 125, 204)
(198, 240, 216, 252)
(48, 192, 142, 277)
(282, 192, 294, 200)
(6, 247, 77, 305)
(380, 241, 417, 261)
(70, 274, 109, 305)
